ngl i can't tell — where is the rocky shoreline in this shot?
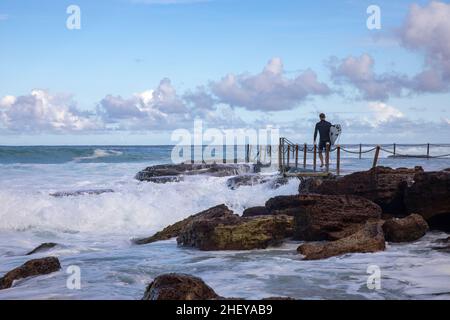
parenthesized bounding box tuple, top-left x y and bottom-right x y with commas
(132, 164, 450, 299)
(1, 164, 449, 299)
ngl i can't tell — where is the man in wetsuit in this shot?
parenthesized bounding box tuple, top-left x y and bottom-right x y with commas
(313, 113, 332, 168)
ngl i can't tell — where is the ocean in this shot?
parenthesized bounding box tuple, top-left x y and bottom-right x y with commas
(0, 145, 449, 300)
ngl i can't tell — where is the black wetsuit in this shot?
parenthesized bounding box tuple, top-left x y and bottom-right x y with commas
(314, 120, 332, 151)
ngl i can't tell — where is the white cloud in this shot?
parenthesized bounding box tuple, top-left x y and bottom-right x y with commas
(211, 57, 331, 111)
(97, 79, 187, 130)
(0, 90, 101, 132)
(328, 54, 409, 100)
(330, 2, 450, 100)
(367, 102, 404, 126)
(399, 1, 450, 72)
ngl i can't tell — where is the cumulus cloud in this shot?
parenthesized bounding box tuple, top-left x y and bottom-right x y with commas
(97, 78, 189, 130)
(211, 57, 331, 111)
(329, 54, 409, 100)
(330, 2, 450, 100)
(97, 78, 244, 130)
(367, 102, 404, 126)
(0, 90, 100, 132)
(398, 1, 450, 92)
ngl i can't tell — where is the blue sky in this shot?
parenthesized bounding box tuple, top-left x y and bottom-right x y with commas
(0, 0, 449, 145)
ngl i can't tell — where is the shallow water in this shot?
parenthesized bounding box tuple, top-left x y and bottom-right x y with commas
(0, 145, 449, 300)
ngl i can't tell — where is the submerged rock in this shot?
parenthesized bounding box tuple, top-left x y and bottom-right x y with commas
(0, 257, 61, 290)
(298, 166, 422, 214)
(50, 189, 114, 197)
(382, 214, 429, 243)
(297, 222, 385, 260)
(265, 194, 381, 240)
(136, 163, 253, 181)
(434, 236, 450, 243)
(144, 176, 184, 184)
(404, 170, 450, 231)
(226, 174, 265, 190)
(143, 273, 219, 300)
(26, 243, 58, 255)
(134, 204, 235, 245)
(226, 174, 293, 190)
(177, 214, 293, 251)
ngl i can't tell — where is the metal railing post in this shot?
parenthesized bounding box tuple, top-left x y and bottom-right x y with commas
(303, 143, 307, 169)
(336, 145, 341, 175)
(325, 143, 330, 172)
(313, 144, 317, 171)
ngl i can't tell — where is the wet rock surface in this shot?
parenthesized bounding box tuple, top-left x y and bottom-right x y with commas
(382, 214, 429, 243)
(226, 174, 293, 190)
(265, 194, 381, 240)
(26, 243, 59, 255)
(136, 163, 253, 181)
(0, 257, 61, 290)
(297, 222, 385, 260)
(177, 214, 294, 251)
(134, 204, 235, 245)
(298, 166, 422, 214)
(50, 189, 114, 197)
(142, 273, 219, 300)
(226, 174, 266, 190)
(404, 170, 450, 230)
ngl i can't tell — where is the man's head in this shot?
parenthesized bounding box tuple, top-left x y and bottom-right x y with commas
(319, 113, 326, 120)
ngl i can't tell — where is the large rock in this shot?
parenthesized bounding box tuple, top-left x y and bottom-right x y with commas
(0, 257, 61, 290)
(298, 166, 423, 214)
(177, 214, 294, 251)
(136, 163, 253, 181)
(266, 194, 381, 240)
(142, 273, 296, 300)
(134, 204, 235, 245)
(404, 170, 450, 231)
(297, 222, 385, 260)
(142, 273, 219, 300)
(382, 214, 429, 242)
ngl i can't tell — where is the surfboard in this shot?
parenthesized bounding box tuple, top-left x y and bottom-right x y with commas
(329, 124, 342, 145)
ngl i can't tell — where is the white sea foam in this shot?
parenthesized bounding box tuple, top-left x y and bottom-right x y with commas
(73, 149, 123, 161)
(0, 170, 298, 235)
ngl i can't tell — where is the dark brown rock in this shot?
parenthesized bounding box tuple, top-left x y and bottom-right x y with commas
(242, 206, 270, 217)
(297, 222, 385, 260)
(26, 243, 58, 255)
(177, 214, 293, 251)
(134, 204, 235, 245)
(266, 194, 381, 240)
(382, 214, 429, 242)
(142, 273, 219, 300)
(298, 166, 423, 214)
(0, 257, 61, 290)
(404, 170, 450, 231)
